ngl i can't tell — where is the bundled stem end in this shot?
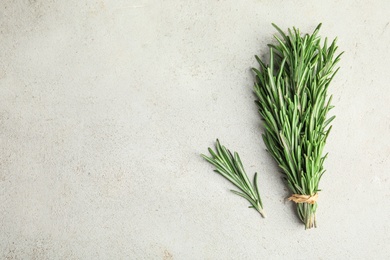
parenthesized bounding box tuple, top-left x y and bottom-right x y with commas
(289, 193, 318, 229)
(298, 203, 317, 229)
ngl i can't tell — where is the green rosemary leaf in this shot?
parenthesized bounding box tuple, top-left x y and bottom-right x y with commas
(202, 140, 265, 218)
(253, 24, 342, 229)
(230, 190, 257, 207)
(253, 173, 263, 208)
(233, 152, 254, 193)
(323, 115, 336, 129)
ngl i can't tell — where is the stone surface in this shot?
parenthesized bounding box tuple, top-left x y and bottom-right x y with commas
(1, 0, 389, 259)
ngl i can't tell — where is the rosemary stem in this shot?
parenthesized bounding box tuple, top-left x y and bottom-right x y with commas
(297, 203, 317, 229)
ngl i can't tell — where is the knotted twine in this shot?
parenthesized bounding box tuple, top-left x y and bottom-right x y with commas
(288, 193, 318, 204)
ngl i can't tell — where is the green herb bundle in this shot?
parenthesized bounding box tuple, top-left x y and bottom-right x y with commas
(202, 140, 265, 217)
(253, 24, 342, 228)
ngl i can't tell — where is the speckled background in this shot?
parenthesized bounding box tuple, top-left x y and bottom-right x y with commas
(1, 0, 389, 259)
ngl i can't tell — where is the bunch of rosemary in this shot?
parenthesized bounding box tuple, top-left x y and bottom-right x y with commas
(253, 24, 342, 229)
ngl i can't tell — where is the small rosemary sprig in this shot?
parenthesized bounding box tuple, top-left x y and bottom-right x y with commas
(201, 139, 265, 217)
(253, 24, 342, 228)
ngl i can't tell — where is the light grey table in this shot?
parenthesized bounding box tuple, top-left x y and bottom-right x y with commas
(1, 0, 389, 259)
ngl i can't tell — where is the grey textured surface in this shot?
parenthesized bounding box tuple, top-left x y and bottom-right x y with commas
(1, 0, 389, 259)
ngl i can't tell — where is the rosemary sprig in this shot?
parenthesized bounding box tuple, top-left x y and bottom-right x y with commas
(201, 139, 265, 217)
(253, 24, 342, 228)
